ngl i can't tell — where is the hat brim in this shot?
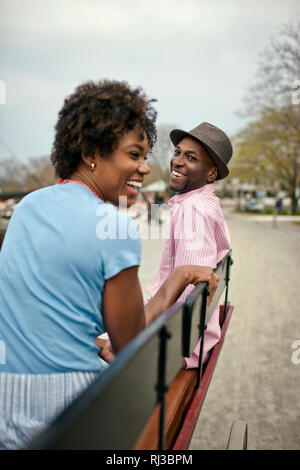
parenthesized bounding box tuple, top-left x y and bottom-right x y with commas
(169, 129, 229, 181)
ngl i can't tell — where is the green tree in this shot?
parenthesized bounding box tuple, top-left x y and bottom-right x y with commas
(233, 104, 300, 213)
(235, 21, 300, 213)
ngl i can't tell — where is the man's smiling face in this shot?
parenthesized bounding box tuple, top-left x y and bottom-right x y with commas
(169, 136, 217, 194)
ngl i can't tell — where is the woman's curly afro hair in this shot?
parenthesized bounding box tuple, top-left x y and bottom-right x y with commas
(51, 79, 157, 179)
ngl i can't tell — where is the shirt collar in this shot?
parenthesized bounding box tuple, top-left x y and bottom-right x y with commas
(168, 184, 215, 207)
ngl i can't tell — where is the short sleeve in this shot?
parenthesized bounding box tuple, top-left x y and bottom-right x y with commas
(96, 204, 141, 280)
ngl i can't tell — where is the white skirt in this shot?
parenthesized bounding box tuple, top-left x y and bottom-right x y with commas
(0, 370, 102, 450)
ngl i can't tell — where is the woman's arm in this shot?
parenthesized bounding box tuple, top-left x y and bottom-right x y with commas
(102, 266, 145, 354)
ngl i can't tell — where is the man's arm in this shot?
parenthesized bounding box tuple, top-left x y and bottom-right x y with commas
(144, 265, 218, 326)
(101, 265, 219, 357)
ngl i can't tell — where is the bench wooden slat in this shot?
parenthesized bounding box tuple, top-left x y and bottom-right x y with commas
(183, 252, 230, 357)
(132, 368, 198, 450)
(173, 304, 234, 450)
(133, 304, 234, 450)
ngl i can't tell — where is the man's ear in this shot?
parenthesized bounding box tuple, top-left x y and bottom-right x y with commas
(206, 166, 218, 183)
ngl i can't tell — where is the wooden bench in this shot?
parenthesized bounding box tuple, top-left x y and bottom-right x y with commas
(27, 251, 245, 450)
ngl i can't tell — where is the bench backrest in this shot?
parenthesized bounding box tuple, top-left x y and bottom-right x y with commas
(27, 251, 233, 450)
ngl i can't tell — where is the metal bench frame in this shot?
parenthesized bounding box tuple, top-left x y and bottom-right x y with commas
(27, 251, 241, 450)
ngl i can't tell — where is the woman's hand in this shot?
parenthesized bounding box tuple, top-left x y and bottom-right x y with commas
(174, 265, 219, 306)
(95, 336, 115, 363)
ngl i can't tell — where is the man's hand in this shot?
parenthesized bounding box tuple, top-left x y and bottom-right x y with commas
(95, 336, 115, 363)
(177, 265, 220, 306)
(145, 265, 220, 327)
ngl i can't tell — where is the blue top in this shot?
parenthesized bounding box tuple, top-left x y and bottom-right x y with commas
(0, 182, 141, 374)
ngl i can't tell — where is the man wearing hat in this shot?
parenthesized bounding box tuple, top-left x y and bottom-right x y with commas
(146, 122, 233, 367)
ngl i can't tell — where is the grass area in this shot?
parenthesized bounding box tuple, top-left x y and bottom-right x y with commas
(263, 209, 300, 215)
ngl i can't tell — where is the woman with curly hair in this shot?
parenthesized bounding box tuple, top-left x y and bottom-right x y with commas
(0, 79, 218, 449)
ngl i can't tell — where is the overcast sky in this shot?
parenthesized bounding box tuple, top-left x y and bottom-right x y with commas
(0, 0, 300, 161)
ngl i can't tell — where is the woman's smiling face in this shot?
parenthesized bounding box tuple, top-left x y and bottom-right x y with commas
(93, 129, 150, 207)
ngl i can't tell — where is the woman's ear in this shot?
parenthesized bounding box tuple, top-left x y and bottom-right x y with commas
(206, 166, 218, 183)
(81, 150, 97, 168)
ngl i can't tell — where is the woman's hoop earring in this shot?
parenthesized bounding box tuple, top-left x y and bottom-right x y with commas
(90, 162, 96, 171)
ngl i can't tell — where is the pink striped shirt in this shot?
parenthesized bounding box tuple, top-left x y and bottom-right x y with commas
(146, 184, 230, 368)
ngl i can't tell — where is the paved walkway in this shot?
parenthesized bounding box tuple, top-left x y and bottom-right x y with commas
(139, 209, 300, 450)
